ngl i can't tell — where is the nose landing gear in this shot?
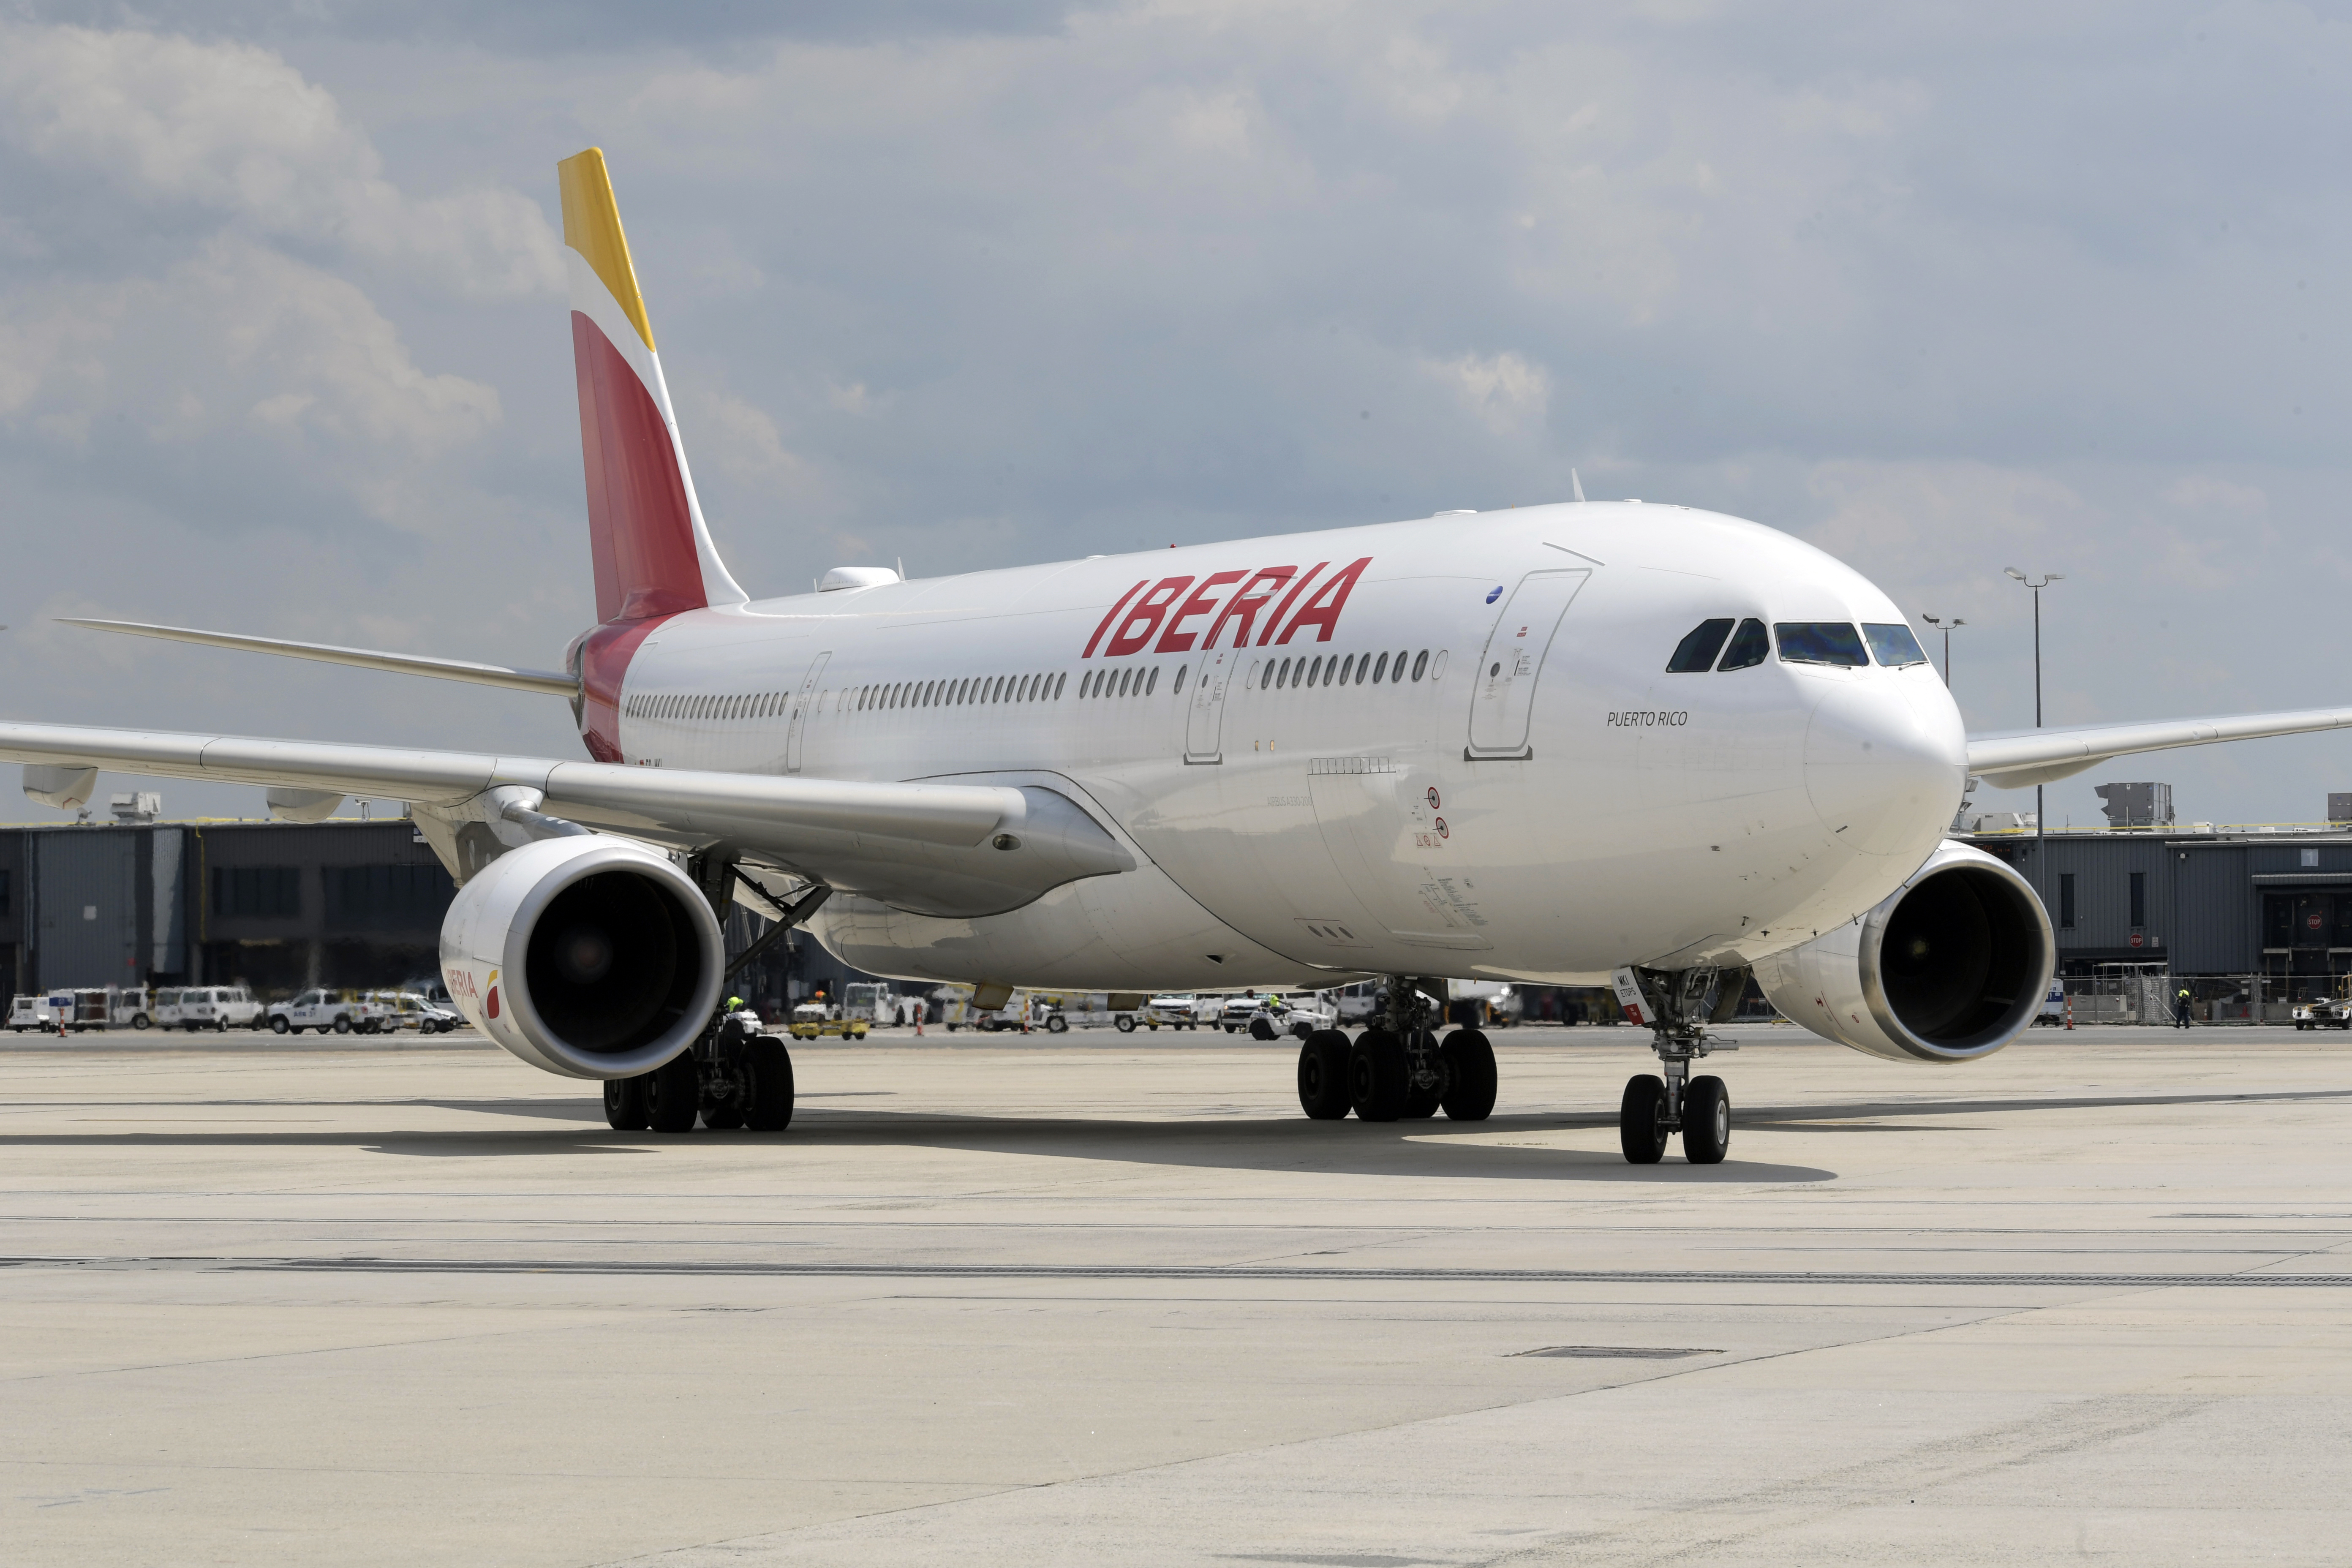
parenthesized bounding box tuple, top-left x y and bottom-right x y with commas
(1614, 964, 1742, 1165)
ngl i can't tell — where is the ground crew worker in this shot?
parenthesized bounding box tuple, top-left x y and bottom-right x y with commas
(2175, 988, 2193, 1030)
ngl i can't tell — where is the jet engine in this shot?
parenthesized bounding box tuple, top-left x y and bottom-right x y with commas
(1751, 840, 2054, 1063)
(439, 836, 723, 1079)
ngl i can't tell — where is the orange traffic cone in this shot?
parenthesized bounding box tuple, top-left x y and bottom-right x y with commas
(2064, 996, 2074, 1030)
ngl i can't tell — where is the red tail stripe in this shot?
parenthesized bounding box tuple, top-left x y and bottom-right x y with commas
(572, 314, 705, 623)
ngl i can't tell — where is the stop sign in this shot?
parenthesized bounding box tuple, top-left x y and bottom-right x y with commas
(2129, 932, 2145, 948)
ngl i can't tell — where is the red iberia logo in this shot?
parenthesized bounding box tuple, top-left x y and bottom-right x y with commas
(1082, 557, 1373, 658)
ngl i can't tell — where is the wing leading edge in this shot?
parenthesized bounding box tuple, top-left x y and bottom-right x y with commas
(0, 720, 1133, 919)
(1968, 706, 2352, 791)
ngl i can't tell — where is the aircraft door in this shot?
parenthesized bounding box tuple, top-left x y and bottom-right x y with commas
(1184, 648, 1233, 764)
(784, 651, 831, 774)
(1467, 569, 1588, 759)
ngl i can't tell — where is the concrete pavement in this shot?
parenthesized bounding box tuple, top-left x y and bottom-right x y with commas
(3, 1023, 2347, 1565)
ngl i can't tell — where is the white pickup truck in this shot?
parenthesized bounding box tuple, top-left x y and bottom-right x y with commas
(267, 988, 378, 1034)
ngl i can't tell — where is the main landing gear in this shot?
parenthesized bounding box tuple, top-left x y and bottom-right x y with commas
(1616, 965, 1742, 1165)
(604, 1010, 795, 1134)
(1294, 977, 1499, 1124)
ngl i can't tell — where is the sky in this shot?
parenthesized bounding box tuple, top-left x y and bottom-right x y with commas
(2, 1, 2347, 830)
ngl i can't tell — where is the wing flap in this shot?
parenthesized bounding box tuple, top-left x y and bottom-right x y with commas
(1968, 706, 2352, 789)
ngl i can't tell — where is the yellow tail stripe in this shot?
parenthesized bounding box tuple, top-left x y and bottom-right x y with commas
(557, 148, 655, 354)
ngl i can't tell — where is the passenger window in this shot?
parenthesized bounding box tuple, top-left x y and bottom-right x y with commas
(1666, 619, 1735, 673)
(1173, 664, 1188, 694)
(1717, 619, 1770, 671)
(1862, 623, 1929, 667)
(1372, 652, 1388, 683)
(1411, 650, 1428, 681)
(1147, 667, 1160, 694)
(1774, 622, 1870, 667)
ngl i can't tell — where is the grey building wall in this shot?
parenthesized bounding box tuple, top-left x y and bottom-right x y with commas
(0, 829, 23, 995)
(5, 819, 454, 998)
(1980, 830, 2352, 980)
(30, 829, 142, 990)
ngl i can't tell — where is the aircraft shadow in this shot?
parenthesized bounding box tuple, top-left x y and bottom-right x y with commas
(14, 1085, 2341, 1183)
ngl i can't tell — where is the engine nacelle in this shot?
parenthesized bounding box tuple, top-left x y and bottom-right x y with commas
(1751, 840, 2054, 1064)
(439, 836, 723, 1080)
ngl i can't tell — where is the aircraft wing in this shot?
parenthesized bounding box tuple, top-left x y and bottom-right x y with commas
(0, 720, 1132, 918)
(58, 618, 578, 697)
(1968, 706, 2352, 790)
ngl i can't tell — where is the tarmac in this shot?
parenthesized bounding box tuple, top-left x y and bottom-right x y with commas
(3, 1021, 2348, 1565)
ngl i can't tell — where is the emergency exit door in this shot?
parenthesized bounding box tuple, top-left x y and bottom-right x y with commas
(784, 651, 831, 774)
(1184, 647, 1233, 764)
(1466, 569, 1588, 759)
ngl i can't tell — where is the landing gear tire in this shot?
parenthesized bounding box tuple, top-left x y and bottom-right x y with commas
(1349, 1028, 1408, 1122)
(1682, 1075, 1729, 1165)
(1439, 1028, 1497, 1121)
(746, 1036, 795, 1131)
(1297, 1029, 1352, 1120)
(604, 1075, 650, 1132)
(1619, 1075, 1668, 1164)
(646, 1053, 700, 1133)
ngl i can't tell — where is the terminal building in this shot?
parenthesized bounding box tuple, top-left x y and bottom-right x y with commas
(1961, 783, 2352, 1010)
(9, 780, 2346, 1016)
(0, 806, 873, 1013)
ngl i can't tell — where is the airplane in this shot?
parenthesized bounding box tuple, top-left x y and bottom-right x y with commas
(8, 148, 2349, 1163)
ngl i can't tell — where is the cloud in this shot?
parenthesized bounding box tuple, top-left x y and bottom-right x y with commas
(1428, 350, 1550, 437)
(5, 4, 2352, 832)
(0, 22, 562, 299)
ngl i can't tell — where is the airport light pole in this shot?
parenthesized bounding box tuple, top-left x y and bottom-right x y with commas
(2004, 569, 2063, 899)
(1919, 614, 1966, 687)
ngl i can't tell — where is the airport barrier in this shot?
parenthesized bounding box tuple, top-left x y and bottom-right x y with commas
(2058, 973, 2348, 1026)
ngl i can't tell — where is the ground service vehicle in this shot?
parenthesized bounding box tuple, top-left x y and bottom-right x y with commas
(1143, 995, 1213, 1029)
(2293, 988, 2352, 1030)
(788, 1002, 869, 1040)
(158, 986, 265, 1032)
(269, 989, 368, 1035)
(17, 148, 2352, 1160)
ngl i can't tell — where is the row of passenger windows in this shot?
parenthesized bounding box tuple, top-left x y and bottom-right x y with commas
(1666, 619, 1929, 673)
(632, 645, 1445, 724)
(858, 671, 1067, 711)
(626, 690, 784, 721)
(1254, 648, 1432, 691)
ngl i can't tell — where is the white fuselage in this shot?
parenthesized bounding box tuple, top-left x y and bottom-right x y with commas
(604, 502, 1968, 993)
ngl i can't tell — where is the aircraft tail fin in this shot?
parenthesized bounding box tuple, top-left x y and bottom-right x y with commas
(557, 148, 746, 623)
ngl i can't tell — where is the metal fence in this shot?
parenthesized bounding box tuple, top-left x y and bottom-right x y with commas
(2059, 972, 2340, 1025)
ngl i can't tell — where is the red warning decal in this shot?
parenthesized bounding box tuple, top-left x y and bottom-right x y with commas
(486, 985, 501, 1020)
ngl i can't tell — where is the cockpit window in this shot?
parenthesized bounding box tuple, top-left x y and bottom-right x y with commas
(1863, 623, 1929, 667)
(1717, 618, 1770, 671)
(1666, 618, 1735, 673)
(1775, 622, 1869, 667)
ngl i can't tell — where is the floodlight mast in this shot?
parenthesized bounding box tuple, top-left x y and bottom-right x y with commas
(2003, 568, 2065, 901)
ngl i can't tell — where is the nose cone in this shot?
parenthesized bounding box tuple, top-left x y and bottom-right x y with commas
(1804, 677, 1968, 857)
